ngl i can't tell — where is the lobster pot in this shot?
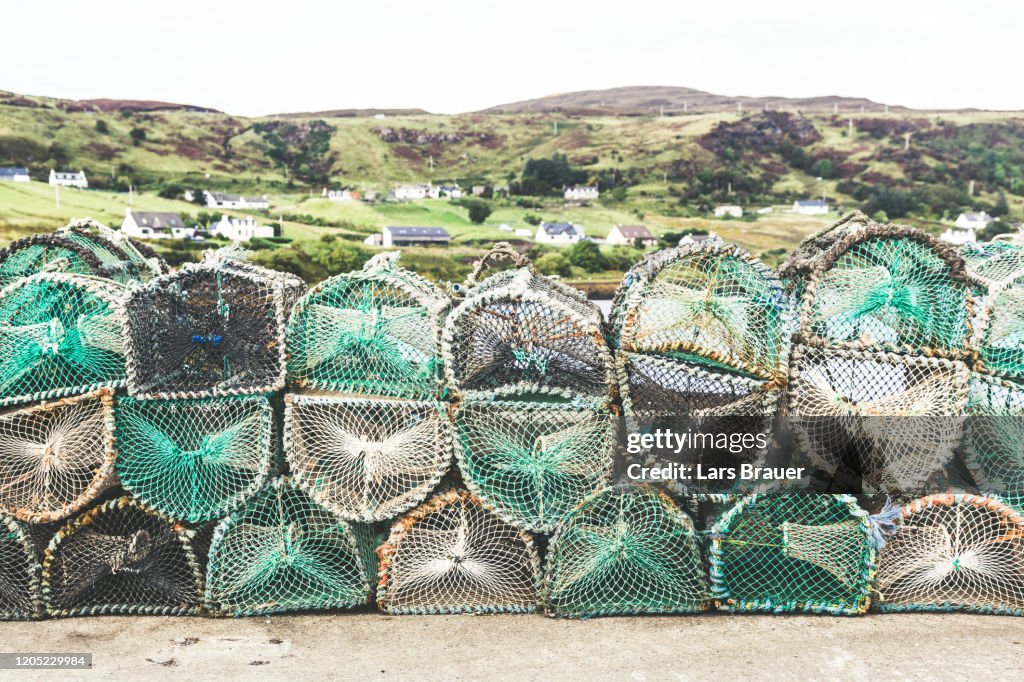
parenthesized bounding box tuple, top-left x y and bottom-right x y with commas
(610, 242, 789, 381)
(978, 278, 1024, 379)
(55, 221, 166, 286)
(286, 253, 449, 399)
(115, 395, 275, 523)
(125, 250, 303, 399)
(0, 273, 128, 407)
(442, 267, 614, 400)
(454, 397, 616, 533)
(42, 497, 203, 617)
(794, 220, 972, 356)
(618, 351, 779, 495)
(284, 393, 452, 522)
(205, 477, 371, 616)
(709, 494, 876, 615)
(0, 389, 116, 523)
(877, 494, 1024, 615)
(964, 373, 1024, 509)
(377, 490, 541, 614)
(961, 241, 1024, 294)
(788, 345, 969, 493)
(544, 484, 707, 618)
(0, 514, 43, 620)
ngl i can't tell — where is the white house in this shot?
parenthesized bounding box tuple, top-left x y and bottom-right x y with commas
(121, 210, 195, 239)
(436, 185, 462, 199)
(564, 185, 599, 202)
(392, 183, 433, 201)
(0, 167, 30, 182)
(793, 199, 829, 215)
(363, 233, 383, 246)
(514, 228, 532, 237)
(209, 215, 275, 242)
(323, 188, 358, 202)
(607, 224, 657, 247)
(203, 190, 270, 210)
(714, 205, 743, 218)
(536, 222, 584, 245)
(381, 226, 451, 247)
(955, 212, 994, 230)
(678, 232, 718, 246)
(49, 169, 88, 188)
(940, 226, 977, 245)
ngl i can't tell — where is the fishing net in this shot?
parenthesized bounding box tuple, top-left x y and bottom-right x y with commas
(442, 244, 614, 400)
(125, 248, 295, 399)
(286, 252, 449, 399)
(961, 241, 1024, 294)
(978, 279, 1024, 379)
(0, 389, 116, 524)
(115, 394, 275, 523)
(377, 490, 541, 614)
(618, 351, 779, 494)
(0, 234, 104, 290)
(788, 345, 969, 492)
(709, 494, 876, 614)
(964, 373, 1024, 508)
(454, 396, 616, 532)
(41, 497, 203, 617)
(0, 514, 42, 620)
(876, 494, 1024, 614)
(543, 484, 707, 618)
(284, 393, 452, 522)
(797, 224, 972, 356)
(55, 220, 166, 285)
(204, 477, 372, 616)
(0, 272, 128, 407)
(610, 242, 789, 380)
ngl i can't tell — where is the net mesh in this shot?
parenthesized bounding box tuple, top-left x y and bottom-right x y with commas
(0, 273, 128, 407)
(709, 494, 875, 614)
(788, 345, 969, 491)
(979, 280, 1024, 379)
(377, 490, 541, 614)
(41, 497, 203, 617)
(204, 477, 371, 616)
(285, 393, 452, 522)
(0, 234, 104, 290)
(611, 242, 789, 380)
(454, 397, 616, 533)
(125, 249, 295, 399)
(544, 484, 707, 618)
(0, 514, 42, 620)
(0, 389, 116, 524)
(877, 494, 1024, 614)
(965, 373, 1024, 506)
(442, 266, 614, 400)
(961, 241, 1024, 293)
(115, 395, 275, 523)
(286, 252, 449, 399)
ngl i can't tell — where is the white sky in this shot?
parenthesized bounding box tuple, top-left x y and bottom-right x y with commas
(1, 0, 1018, 115)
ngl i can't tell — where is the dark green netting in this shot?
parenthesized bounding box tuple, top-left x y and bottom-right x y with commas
(0, 273, 128, 407)
(979, 279, 1024, 378)
(454, 397, 616, 532)
(961, 241, 1024, 293)
(877, 494, 1024, 614)
(204, 477, 371, 616)
(286, 252, 448, 399)
(544, 484, 707, 618)
(0, 235, 103, 290)
(378, 490, 541, 614)
(42, 497, 203, 617)
(964, 373, 1024, 507)
(285, 393, 452, 522)
(115, 395, 275, 523)
(710, 494, 876, 615)
(0, 389, 116, 523)
(0, 513, 42, 620)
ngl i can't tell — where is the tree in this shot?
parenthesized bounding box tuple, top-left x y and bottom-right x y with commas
(812, 158, 835, 179)
(523, 213, 542, 226)
(535, 252, 572, 277)
(158, 184, 184, 199)
(129, 127, 147, 146)
(467, 200, 492, 224)
(253, 119, 337, 185)
(567, 240, 606, 273)
(95, 120, 109, 134)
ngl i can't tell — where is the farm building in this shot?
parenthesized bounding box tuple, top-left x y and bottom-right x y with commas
(607, 224, 657, 246)
(203, 191, 270, 210)
(381, 226, 451, 247)
(792, 199, 829, 215)
(49, 169, 87, 188)
(714, 205, 743, 218)
(0, 167, 29, 182)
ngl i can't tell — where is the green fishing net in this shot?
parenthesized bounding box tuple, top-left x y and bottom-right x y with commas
(964, 373, 1024, 508)
(979, 278, 1024, 378)
(115, 395, 275, 523)
(788, 345, 969, 492)
(0, 389, 116, 524)
(204, 477, 372, 616)
(610, 241, 789, 380)
(42, 496, 203, 617)
(454, 396, 616, 533)
(286, 252, 449, 399)
(709, 494, 876, 615)
(0, 513, 42, 620)
(443, 246, 614, 400)
(284, 393, 452, 522)
(877, 494, 1024, 615)
(544, 484, 707, 618)
(0, 272, 128, 407)
(0, 235, 105, 290)
(126, 248, 298, 399)
(960, 241, 1024, 293)
(377, 490, 541, 614)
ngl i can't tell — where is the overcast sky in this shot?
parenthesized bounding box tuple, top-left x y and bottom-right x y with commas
(1, 0, 1018, 115)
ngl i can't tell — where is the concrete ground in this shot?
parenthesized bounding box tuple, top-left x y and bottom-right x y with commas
(0, 612, 1022, 681)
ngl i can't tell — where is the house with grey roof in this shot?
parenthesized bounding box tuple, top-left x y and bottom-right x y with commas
(792, 199, 830, 215)
(381, 226, 450, 247)
(121, 209, 196, 239)
(203, 190, 270, 210)
(536, 221, 584, 245)
(0, 167, 30, 182)
(607, 224, 656, 247)
(49, 169, 87, 188)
